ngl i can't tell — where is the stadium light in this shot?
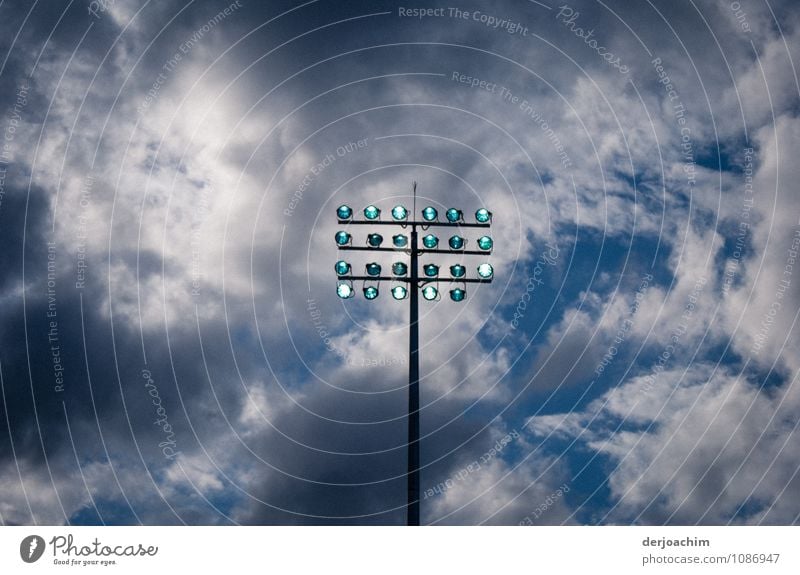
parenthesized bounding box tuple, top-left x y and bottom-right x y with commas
(475, 208, 491, 223)
(445, 208, 462, 223)
(448, 235, 465, 250)
(337, 205, 353, 220)
(477, 263, 494, 279)
(421, 285, 438, 300)
(335, 231, 351, 246)
(449, 288, 466, 302)
(392, 205, 408, 221)
(335, 260, 351, 276)
(333, 183, 494, 526)
(391, 285, 408, 300)
(337, 282, 354, 299)
(423, 264, 439, 277)
(422, 206, 438, 221)
(422, 234, 439, 249)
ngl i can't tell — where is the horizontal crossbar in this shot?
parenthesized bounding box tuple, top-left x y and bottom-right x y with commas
(338, 219, 490, 228)
(337, 276, 493, 284)
(337, 246, 491, 256)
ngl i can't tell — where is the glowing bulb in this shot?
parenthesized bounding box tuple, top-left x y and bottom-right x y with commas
(422, 234, 439, 248)
(477, 263, 494, 279)
(450, 288, 466, 302)
(337, 205, 352, 220)
(450, 264, 466, 278)
(422, 206, 438, 221)
(335, 260, 351, 276)
(391, 286, 408, 300)
(475, 208, 491, 223)
(391, 205, 408, 220)
(449, 235, 465, 250)
(422, 285, 438, 300)
(446, 208, 462, 223)
(450, 288, 467, 301)
(337, 283, 354, 298)
(335, 231, 351, 246)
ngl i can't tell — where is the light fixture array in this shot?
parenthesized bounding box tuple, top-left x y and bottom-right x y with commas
(334, 204, 493, 301)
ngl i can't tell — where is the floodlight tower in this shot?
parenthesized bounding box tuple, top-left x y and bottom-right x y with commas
(334, 183, 493, 525)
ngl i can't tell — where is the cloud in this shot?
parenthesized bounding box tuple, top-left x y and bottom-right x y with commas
(529, 363, 800, 524)
(426, 426, 575, 525)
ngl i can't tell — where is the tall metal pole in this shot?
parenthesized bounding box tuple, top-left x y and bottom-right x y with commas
(407, 183, 420, 526)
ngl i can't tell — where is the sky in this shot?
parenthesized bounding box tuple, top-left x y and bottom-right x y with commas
(0, 0, 798, 525)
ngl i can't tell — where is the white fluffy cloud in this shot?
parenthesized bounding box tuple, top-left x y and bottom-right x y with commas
(529, 364, 800, 524)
